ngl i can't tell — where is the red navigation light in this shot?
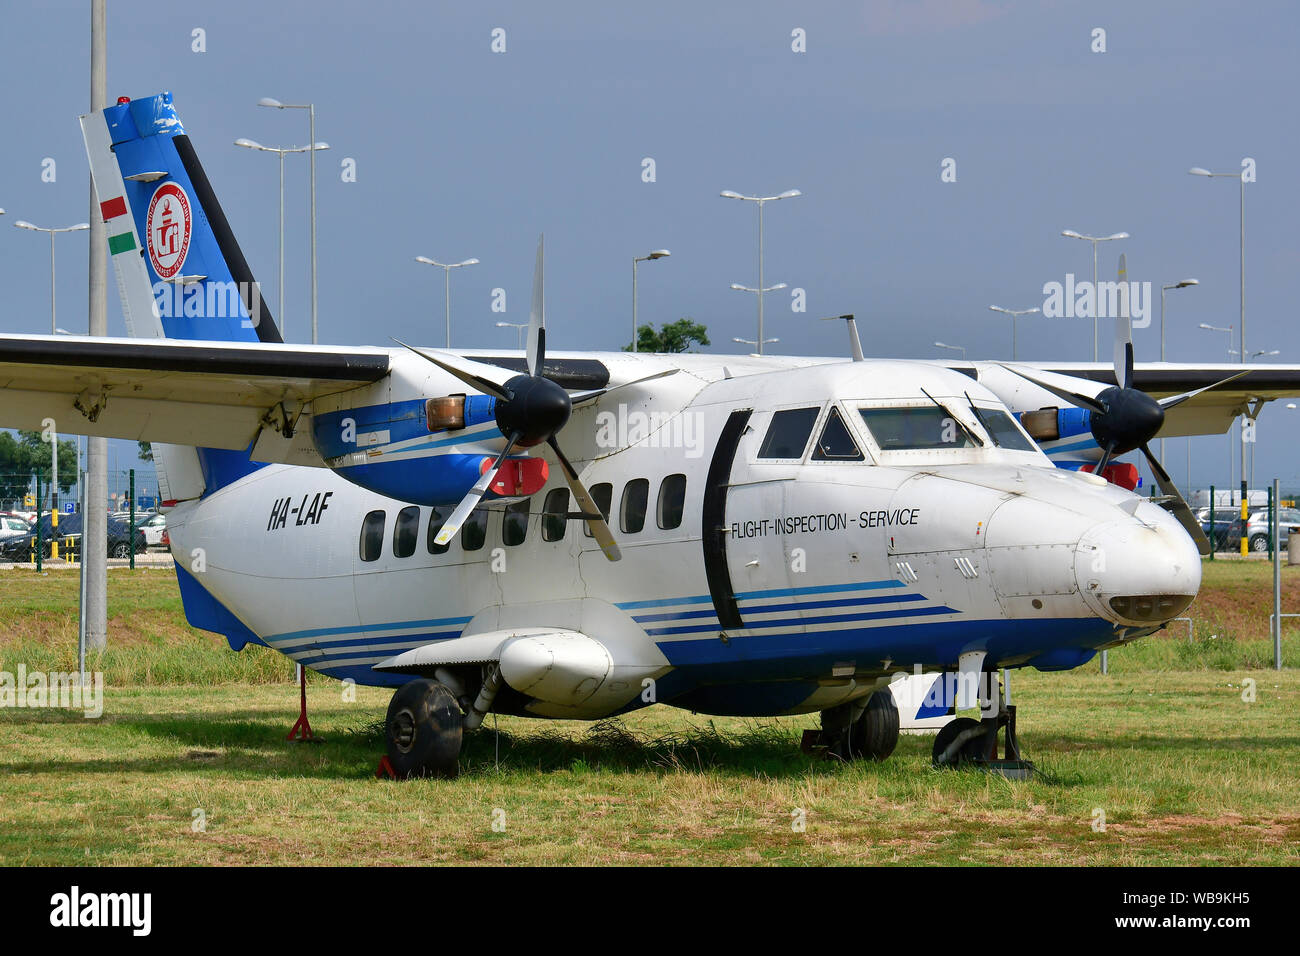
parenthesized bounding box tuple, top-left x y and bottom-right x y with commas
(116, 96, 131, 104)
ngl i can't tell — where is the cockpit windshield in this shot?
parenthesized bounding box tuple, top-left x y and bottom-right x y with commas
(977, 408, 1038, 452)
(858, 406, 976, 451)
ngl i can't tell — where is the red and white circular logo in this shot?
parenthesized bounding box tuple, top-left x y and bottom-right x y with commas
(145, 182, 192, 279)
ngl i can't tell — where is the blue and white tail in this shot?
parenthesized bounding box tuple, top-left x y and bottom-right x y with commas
(82, 91, 279, 499)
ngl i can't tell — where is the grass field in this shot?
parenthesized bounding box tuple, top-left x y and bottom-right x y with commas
(1, 561, 1298, 865)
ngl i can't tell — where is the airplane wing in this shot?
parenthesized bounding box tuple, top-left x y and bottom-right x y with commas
(0, 333, 390, 465)
(973, 361, 1300, 437)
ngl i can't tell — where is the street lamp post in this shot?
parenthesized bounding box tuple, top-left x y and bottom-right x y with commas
(1158, 279, 1198, 464)
(13, 220, 90, 332)
(934, 341, 967, 360)
(414, 256, 479, 347)
(495, 321, 528, 350)
(730, 282, 787, 353)
(1061, 230, 1129, 361)
(1189, 165, 1248, 511)
(987, 305, 1039, 361)
(631, 249, 671, 352)
(259, 97, 324, 343)
(1199, 322, 1236, 501)
(234, 138, 329, 340)
(1231, 349, 1279, 491)
(721, 189, 801, 354)
(733, 336, 779, 352)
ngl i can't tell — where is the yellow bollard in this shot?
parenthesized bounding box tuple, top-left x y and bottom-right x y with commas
(1240, 497, 1249, 556)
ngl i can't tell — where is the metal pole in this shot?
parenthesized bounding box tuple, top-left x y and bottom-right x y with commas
(631, 257, 638, 352)
(34, 473, 42, 573)
(1209, 484, 1216, 559)
(78, 467, 86, 682)
(1239, 175, 1246, 517)
(309, 104, 317, 345)
(278, 146, 285, 338)
(1012, 314, 1017, 362)
(757, 200, 765, 355)
(49, 231, 56, 332)
(1273, 477, 1282, 670)
(1091, 240, 1098, 362)
(128, 469, 135, 570)
(85, 0, 109, 652)
(444, 266, 451, 348)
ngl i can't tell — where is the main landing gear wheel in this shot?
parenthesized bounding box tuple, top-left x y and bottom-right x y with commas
(385, 679, 463, 779)
(815, 689, 900, 762)
(849, 689, 900, 761)
(931, 716, 992, 767)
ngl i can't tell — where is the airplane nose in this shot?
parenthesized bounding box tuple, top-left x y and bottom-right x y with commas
(1074, 507, 1200, 626)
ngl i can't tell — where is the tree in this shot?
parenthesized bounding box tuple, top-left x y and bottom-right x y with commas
(624, 317, 710, 354)
(15, 430, 78, 495)
(138, 441, 154, 462)
(0, 431, 32, 504)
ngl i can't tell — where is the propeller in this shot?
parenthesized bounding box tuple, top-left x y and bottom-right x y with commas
(395, 235, 621, 560)
(999, 253, 1250, 556)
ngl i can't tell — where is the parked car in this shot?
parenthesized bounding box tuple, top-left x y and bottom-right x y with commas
(1245, 508, 1300, 552)
(1201, 516, 1245, 552)
(112, 511, 166, 547)
(8, 513, 147, 560)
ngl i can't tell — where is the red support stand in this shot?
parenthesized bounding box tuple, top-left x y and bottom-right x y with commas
(375, 755, 397, 780)
(286, 663, 319, 742)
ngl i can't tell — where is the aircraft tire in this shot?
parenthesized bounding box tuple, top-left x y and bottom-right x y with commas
(931, 716, 987, 767)
(385, 679, 463, 779)
(850, 689, 899, 761)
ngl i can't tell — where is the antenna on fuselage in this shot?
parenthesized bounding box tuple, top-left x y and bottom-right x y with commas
(822, 313, 865, 362)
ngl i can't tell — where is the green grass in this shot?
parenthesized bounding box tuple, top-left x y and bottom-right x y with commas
(0, 561, 1298, 865)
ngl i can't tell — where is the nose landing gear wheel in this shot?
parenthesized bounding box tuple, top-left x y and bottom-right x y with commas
(931, 716, 991, 767)
(385, 679, 463, 779)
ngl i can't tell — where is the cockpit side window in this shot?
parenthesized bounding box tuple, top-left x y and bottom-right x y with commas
(757, 407, 820, 459)
(858, 406, 975, 450)
(979, 409, 1039, 452)
(811, 407, 864, 461)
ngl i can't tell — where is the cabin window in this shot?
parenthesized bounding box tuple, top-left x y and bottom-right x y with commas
(427, 507, 450, 554)
(582, 483, 614, 537)
(393, 506, 419, 558)
(462, 508, 488, 551)
(858, 406, 976, 450)
(811, 407, 864, 461)
(657, 474, 687, 530)
(620, 478, 650, 533)
(359, 510, 385, 562)
(979, 409, 1038, 452)
(757, 407, 820, 459)
(503, 498, 530, 546)
(542, 488, 569, 542)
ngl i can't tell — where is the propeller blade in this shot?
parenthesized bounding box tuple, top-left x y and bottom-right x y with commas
(392, 338, 514, 402)
(547, 436, 621, 561)
(1093, 441, 1116, 478)
(1141, 443, 1213, 556)
(569, 368, 680, 406)
(1114, 253, 1133, 390)
(997, 364, 1107, 415)
(1158, 370, 1250, 411)
(527, 235, 545, 377)
(434, 434, 521, 547)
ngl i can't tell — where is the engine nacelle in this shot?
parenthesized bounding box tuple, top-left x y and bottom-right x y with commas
(499, 632, 614, 706)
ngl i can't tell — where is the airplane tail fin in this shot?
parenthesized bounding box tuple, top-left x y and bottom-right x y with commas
(81, 91, 280, 497)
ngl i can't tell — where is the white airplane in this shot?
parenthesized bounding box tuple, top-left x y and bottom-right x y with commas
(3, 92, 1298, 778)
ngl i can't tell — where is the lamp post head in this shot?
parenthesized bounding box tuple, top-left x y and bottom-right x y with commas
(414, 256, 437, 266)
(234, 138, 263, 150)
(729, 283, 748, 291)
(70, 223, 89, 231)
(769, 282, 788, 291)
(1188, 167, 1213, 177)
(719, 190, 743, 200)
(777, 189, 802, 200)
(1106, 232, 1130, 241)
(258, 97, 284, 109)
(648, 249, 670, 259)
(456, 258, 480, 267)
(311, 142, 330, 151)
(1061, 229, 1082, 239)
(13, 220, 36, 230)
(1176, 279, 1199, 288)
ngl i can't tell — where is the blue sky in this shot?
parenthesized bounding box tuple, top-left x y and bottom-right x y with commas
(1, 0, 1297, 492)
